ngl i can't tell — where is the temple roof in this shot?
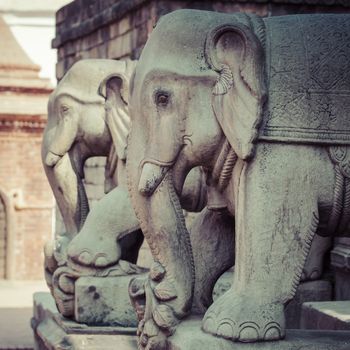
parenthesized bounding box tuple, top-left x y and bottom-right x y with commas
(0, 15, 40, 77)
(0, 15, 52, 122)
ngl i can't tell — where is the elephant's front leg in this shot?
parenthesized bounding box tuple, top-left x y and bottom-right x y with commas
(129, 172, 194, 350)
(67, 186, 142, 268)
(203, 145, 324, 342)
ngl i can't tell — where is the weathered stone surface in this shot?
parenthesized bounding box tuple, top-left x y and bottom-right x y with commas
(261, 15, 350, 145)
(168, 318, 350, 350)
(75, 276, 140, 327)
(301, 301, 350, 331)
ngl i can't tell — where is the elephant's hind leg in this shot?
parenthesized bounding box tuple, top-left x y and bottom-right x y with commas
(203, 145, 321, 342)
(301, 233, 332, 281)
(190, 208, 235, 314)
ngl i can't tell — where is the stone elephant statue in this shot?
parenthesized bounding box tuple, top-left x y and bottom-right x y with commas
(126, 10, 349, 348)
(42, 59, 145, 271)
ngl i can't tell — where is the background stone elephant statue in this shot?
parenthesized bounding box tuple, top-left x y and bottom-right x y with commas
(126, 10, 349, 348)
(42, 59, 145, 272)
(42, 58, 209, 315)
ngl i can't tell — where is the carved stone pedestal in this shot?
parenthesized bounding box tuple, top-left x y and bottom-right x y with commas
(75, 276, 140, 326)
(168, 318, 350, 350)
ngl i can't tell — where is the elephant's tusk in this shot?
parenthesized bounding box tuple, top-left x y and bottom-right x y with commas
(138, 162, 169, 196)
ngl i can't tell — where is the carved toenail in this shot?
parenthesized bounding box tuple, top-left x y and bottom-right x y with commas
(238, 326, 259, 342)
(202, 316, 216, 333)
(143, 320, 158, 337)
(216, 320, 235, 339)
(77, 251, 93, 265)
(140, 333, 148, 347)
(264, 326, 282, 340)
(310, 269, 320, 280)
(95, 256, 109, 267)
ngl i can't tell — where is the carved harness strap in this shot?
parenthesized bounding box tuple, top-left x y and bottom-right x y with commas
(207, 139, 237, 211)
(327, 146, 350, 236)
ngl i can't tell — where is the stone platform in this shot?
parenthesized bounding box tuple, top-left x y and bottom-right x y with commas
(33, 293, 350, 350)
(301, 301, 350, 331)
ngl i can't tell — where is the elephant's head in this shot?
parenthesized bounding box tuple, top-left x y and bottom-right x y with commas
(42, 59, 136, 235)
(133, 11, 266, 199)
(126, 10, 266, 348)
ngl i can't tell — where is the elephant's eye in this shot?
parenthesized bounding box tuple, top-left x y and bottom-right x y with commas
(60, 105, 69, 114)
(155, 91, 170, 107)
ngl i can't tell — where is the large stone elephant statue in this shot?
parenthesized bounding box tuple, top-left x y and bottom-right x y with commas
(126, 10, 349, 348)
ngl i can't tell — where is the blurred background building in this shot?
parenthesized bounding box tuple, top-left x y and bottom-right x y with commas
(0, 0, 71, 281)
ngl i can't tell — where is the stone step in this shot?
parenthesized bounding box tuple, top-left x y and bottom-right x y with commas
(301, 301, 350, 331)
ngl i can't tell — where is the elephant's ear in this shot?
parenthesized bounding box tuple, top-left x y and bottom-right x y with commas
(99, 72, 131, 161)
(205, 23, 266, 160)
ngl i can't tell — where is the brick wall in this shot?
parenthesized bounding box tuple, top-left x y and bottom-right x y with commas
(0, 131, 54, 279)
(53, 0, 350, 80)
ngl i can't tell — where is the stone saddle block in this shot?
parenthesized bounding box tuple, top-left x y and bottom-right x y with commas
(261, 14, 350, 145)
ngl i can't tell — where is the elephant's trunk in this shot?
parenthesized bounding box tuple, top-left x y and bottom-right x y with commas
(127, 124, 194, 340)
(42, 127, 89, 236)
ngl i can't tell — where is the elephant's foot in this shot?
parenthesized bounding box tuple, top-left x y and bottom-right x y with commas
(202, 289, 285, 342)
(67, 232, 122, 268)
(129, 262, 181, 350)
(301, 235, 332, 282)
(300, 265, 322, 281)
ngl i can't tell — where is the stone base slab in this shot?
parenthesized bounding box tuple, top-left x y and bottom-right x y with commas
(168, 318, 350, 350)
(33, 294, 350, 350)
(32, 292, 137, 350)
